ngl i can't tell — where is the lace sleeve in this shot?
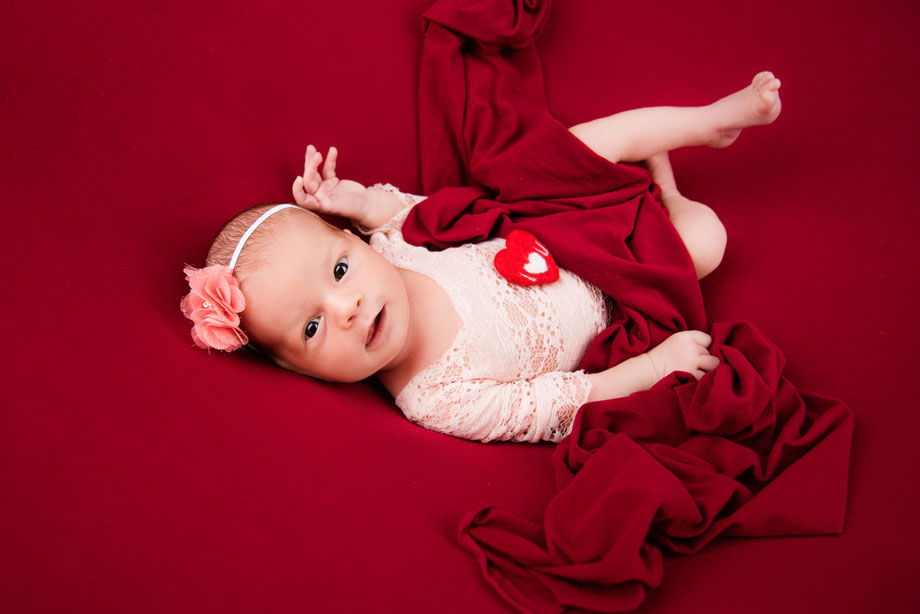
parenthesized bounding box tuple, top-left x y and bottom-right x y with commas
(354, 183, 425, 236)
(398, 370, 593, 443)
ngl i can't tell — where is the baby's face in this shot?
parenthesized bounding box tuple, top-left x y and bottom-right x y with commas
(240, 212, 411, 382)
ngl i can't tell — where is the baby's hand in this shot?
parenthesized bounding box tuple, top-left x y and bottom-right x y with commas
(646, 330, 720, 381)
(292, 145, 370, 223)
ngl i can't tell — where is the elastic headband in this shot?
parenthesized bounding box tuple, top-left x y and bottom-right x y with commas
(228, 203, 300, 270)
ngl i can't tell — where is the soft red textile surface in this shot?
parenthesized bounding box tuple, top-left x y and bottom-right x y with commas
(2, 1, 919, 613)
(406, 4, 852, 610)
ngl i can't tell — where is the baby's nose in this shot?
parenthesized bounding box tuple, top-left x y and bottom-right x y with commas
(330, 291, 361, 328)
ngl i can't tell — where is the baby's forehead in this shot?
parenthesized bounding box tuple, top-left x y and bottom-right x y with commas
(260, 208, 345, 260)
(242, 212, 336, 322)
(277, 207, 340, 236)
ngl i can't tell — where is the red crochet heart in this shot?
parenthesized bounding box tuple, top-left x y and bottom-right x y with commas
(494, 230, 559, 286)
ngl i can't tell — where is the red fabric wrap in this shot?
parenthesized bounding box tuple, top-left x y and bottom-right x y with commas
(403, 1, 854, 612)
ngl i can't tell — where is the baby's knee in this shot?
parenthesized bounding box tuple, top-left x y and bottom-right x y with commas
(672, 203, 726, 279)
(691, 206, 727, 278)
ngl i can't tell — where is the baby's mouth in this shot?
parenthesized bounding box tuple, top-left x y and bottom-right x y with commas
(365, 307, 385, 348)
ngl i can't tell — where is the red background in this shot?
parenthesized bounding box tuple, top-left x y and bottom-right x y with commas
(2, 0, 918, 612)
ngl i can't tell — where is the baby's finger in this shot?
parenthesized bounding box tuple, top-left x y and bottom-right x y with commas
(689, 330, 713, 347)
(304, 148, 323, 190)
(315, 190, 334, 212)
(699, 355, 720, 371)
(292, 176, 306, 204)
(306, 157, 324, 194)
(303, 145, 316, 178)
(292, 177, 322, 210)
(322, 146, 338, 181)
(295, 191, 321, 211)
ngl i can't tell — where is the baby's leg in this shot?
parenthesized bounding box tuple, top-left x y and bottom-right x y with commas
(647, 152, 726, 279)
(568, 72, 781, 163)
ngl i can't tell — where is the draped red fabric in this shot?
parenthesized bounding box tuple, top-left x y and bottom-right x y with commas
(402, 1, 854, 611)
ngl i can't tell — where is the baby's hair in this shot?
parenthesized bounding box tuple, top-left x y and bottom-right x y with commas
(205, 204, 338, 280)
(206, 204, 285, 279)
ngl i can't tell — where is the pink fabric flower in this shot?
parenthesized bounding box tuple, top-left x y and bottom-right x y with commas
(180, 265, 248, 351)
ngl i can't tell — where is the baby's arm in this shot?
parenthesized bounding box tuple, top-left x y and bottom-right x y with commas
(406, 371, 593, 443)
(292, 145, 405, 228)
(586, 331, 718, 402)
(402, 331, 717, 443)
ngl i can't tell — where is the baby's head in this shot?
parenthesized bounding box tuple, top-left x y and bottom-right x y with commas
(181, 204, 410, 382)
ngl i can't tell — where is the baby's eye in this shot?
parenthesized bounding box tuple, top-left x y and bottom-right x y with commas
(333, 256, 349, 281)
(305, 318, 320, 339)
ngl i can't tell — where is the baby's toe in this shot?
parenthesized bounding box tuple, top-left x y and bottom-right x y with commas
(760, 82, 780, 105)
(753, 71, 774, 89)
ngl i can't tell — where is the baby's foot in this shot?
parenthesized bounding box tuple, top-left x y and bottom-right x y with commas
(707, 71, 782, 148)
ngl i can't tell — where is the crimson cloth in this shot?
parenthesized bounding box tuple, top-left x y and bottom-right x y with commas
(401, 1, 854, 612)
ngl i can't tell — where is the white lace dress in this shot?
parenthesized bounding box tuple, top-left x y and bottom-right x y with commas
(364, 185, 610, 443)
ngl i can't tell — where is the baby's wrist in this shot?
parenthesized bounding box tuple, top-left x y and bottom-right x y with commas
(350, 185, 382, 229)
(640, 352, 660, 386)
(362, 185, 406, 229)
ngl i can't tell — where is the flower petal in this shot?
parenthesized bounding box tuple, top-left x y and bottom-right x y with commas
(181, 264, 247, 351)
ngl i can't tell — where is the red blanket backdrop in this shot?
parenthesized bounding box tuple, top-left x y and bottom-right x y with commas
(2, 1, 918, 613)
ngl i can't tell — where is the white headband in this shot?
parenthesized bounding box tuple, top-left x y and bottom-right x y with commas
(228, 203, 300, 270)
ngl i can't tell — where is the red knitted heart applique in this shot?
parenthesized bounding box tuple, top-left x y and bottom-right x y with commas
(493, 230, 560, 286)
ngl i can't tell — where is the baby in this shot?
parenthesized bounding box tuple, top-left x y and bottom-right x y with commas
(181, 72, 782, 443)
